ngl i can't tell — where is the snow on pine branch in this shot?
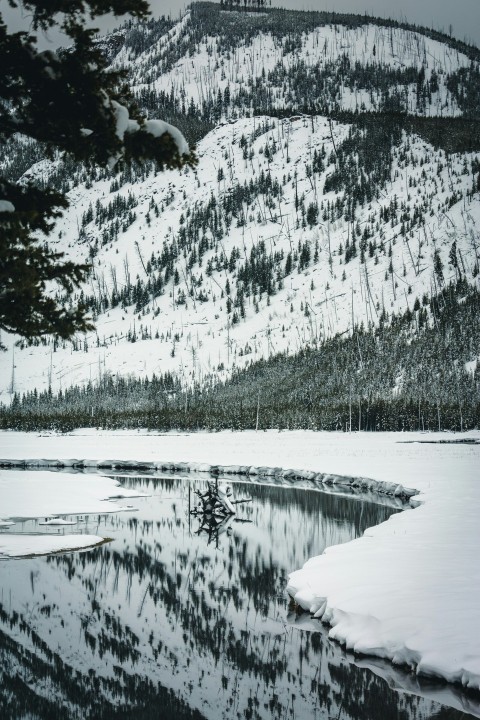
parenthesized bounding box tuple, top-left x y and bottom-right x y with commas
(109, 99, 190, 168)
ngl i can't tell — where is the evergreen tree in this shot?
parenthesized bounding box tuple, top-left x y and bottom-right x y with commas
(0, 0, 195, 348)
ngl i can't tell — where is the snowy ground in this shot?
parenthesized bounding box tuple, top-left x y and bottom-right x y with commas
(0, 428, 479, 692)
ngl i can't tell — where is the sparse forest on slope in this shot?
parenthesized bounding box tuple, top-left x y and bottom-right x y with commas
(0, 2, 479, 429)
(2, 280, 479, 432)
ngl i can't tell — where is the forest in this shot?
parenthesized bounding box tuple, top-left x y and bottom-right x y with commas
(2, 280, 478, 432)
(1, 2, 479, 431)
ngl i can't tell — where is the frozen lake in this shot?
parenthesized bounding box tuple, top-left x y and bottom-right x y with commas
(1, 469, 477, 719)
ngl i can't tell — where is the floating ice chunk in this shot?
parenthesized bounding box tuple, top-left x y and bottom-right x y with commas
(0, 469, 148, 521)
(0, 534, 106, 558)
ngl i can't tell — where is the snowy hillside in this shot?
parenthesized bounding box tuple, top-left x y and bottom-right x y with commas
(1, 2, 479, 401)
(121, 10, 475, 118)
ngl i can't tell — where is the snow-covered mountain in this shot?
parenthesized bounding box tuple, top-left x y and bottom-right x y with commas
(1, 2, 479, 401)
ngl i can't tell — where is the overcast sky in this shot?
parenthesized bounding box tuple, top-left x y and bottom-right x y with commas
(2, 0, 479, 49)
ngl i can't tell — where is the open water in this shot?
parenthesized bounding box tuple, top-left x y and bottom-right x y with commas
(0, 471, 477, 719)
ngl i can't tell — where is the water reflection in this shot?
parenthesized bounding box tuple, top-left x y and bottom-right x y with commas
(0, 472, 477, 719)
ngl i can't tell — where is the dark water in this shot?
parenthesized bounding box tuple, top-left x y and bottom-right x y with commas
(0, 472, 477, 720)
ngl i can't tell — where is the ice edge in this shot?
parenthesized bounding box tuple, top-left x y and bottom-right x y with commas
(0, 457, 419, 502)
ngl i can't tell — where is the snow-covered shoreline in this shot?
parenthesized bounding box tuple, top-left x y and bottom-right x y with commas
(0, 468, 147, 558)
(0, 469, 147, 519)
(0, 428, 479, 692)
(0, 457, 419, 502)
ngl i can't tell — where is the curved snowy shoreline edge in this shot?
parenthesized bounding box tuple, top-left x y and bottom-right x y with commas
(0, 457, 419, 503)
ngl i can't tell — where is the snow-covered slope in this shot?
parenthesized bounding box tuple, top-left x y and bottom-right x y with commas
(123, 14, 473, 117)
(1, 4, 479, 400)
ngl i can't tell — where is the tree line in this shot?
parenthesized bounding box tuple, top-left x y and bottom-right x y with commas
(2, 280, 478, 432)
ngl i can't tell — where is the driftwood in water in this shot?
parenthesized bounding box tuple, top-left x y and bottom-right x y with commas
(190, 482, 251, 519)
(189, 482, 253, 547)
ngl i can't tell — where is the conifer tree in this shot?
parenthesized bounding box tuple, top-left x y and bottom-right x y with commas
(0, 0, 195, 348)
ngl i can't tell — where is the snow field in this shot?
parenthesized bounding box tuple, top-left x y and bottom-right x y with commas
(131, 19, 472, 117)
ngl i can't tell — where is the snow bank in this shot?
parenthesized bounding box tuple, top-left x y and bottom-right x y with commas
(0, 534, 106, 558)
(0, 429, 479, 691)
(0, 469, 147, 521)
(0, 468, 147, 559)
(287, 496, 480, 689)
(0, 457, 417, 500)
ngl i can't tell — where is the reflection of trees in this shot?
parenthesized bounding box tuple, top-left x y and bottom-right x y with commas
(0, 618, 205, 720)
(192, 513, 234, 547)
(0, 477, 446, 720)
(75, 542, 288, 686)
(243, 482, 399, 537)
(329, 661, 419, 720)
(117, 473, 399, 537)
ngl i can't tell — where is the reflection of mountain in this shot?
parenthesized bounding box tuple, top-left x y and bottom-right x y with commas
(0, 475, 462, 719)
(0, 626, 205, 720)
